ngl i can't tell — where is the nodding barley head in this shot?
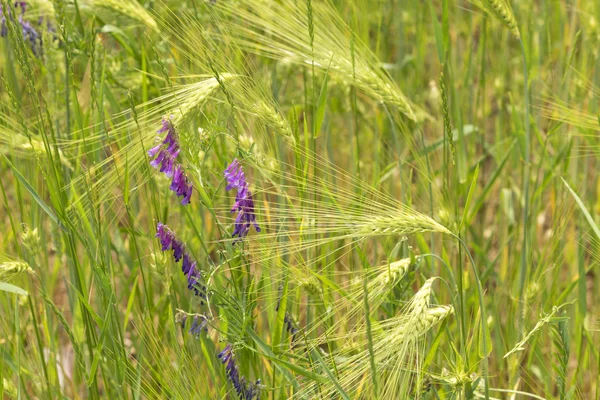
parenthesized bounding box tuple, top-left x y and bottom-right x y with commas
(381, 258, 412, 286)
(476, 0, 520, 39)
(0, 260, 32, 281)
(396, 278, 453, 341)
(253, 100, 294, 141)
(408, 277, 436, 317)
(217, 345, 262, 400)
(411, 305, 454, 339)
(149, 117, 193, 205)
(21, 225, 41, 254)
(2, 378, 16, 397)
(156, 223, 206, 300)
(224, 159, 261, 240)
(299, 276, 323, 297)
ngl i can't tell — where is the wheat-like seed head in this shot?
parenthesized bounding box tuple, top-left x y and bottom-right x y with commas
(504, 303, 570, 358)
(0, 261, 33, 281)
(383, 278, 454, 342)
(405, 305, 454, 341)
(0, 115, 73, 169)
(2, 378, 17, 397)
(298, 276, 323, 297)
(380, 258, 411, 287)
(356, 214, 451, 238)
(170, 75, 236, 125)
(81, 0, 158, 31)
(211, 0, 424, 121)
(539, 88, 600, 158)
(250, 100, 294, 141)
(473, 0, 520, 39)
(59, 75, 226, 218)
(21, 226, 42, 255)
(296, 277, 452, 399)
(408, 277, 436, 316)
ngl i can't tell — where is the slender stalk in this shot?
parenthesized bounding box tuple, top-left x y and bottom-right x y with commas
(517, 38, 530, 331)
(455, 235, 489, 400)
(362, 273, 378, 396)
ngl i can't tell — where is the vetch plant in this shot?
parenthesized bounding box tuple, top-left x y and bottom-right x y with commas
(156, 222, 206, 300)
(224, 158, 261, 240)
(148, 117, 193, 204)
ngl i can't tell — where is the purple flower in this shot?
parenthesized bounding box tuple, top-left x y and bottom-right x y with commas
(149, 117, 193, 205)
(284, 313, 298, 338)
(224, 159, 260, 240)
(0, 2, 43, 56)
(275, 285, 299, 340)
(156, 223, 206, 300)
(188, 315, 209, 338)
(217, 345, 261, 400)
(177, 313, 209, 338)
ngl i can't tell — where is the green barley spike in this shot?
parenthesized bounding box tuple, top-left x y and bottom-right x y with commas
(439, 71, 455, 166)
(475, 0, 520, 39)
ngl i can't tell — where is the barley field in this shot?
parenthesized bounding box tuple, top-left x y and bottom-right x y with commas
(0, 0, 599, 399)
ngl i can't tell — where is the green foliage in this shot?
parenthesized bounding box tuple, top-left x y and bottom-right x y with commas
(0, 0, 599, 399)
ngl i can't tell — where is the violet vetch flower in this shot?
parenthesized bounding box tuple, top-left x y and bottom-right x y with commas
(175, 311, 209, 338)
(275, 288, 299, 340)
(217, 345, 261, 400)
(0, 2, 43, 55)
(224, 159, 260, 240)
(283, 312, 299, 338)
(156, 222, 206, 300)
(149, 117, 193, 205)
(188, 315, 209, 337)
(179, 314, 209, 338)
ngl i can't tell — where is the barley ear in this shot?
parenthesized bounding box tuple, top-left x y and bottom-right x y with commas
(0, 260, 33, 281)
(474, 0, 520, 39)
(439, 71, 455, 166)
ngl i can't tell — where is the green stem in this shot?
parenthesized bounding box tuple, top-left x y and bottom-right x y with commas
(455, 235, 489, 400)
(517, 38, 530, 331)
(362, 274, 378, 395)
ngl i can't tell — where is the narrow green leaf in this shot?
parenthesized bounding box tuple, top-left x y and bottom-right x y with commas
(460, 163, 479, 231)
(310, 349, 350, 400)
(468, 139, 516, 221)
(423, 318, 448, 369)
(313, 57, 332, 138)
(245, 326, 324, 389)
(124, 153, 130, 205)
(123, 279, 138, 332)
(2, 154, 67, 232)
(429, 2, 446, 63)
(0, 281, 28, 296)
(88, 302, 113, 386)
(562, 178, 600, 240)
(272, 263, 289, 353)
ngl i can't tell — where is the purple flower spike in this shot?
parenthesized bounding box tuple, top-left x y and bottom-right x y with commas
(156, 222, 173, 251)
(217, 345, 261, 400)
(178, 313, 209, 338)
(0, 2, 43, 55)
(275, 289, 299, 342)
(147, 143, 162, 158)
(155, 222, 206, 301)
(224, 159, 260, 241)
(148, 117, 193, 205)
(188, 315, 209, 338)
(169, 165, 193, 205)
